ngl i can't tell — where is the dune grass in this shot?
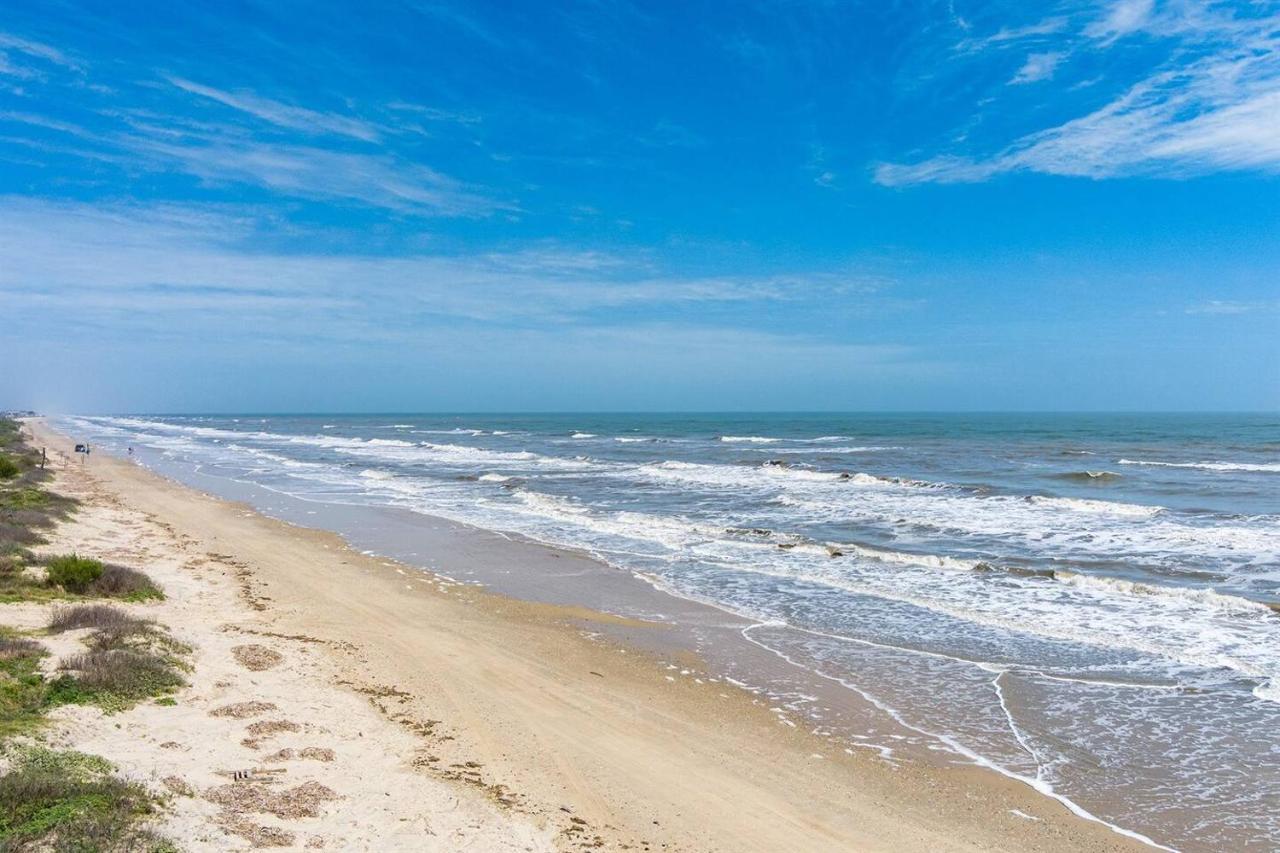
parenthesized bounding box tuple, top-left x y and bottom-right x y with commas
(43, 555, 103, 594)
(0, 746, 175, 852)
(44, 606, 189, 714)
(0, 420, 80, 602)
(0, 634, 49, 741)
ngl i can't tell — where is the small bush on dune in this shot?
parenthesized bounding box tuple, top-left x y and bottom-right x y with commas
(0, 746, 173, 851)
(89, 566, 163, 602)
(0, 639, 48, 738)
(0, 637, 43, 661)
(0, 455, 19, 480)
(54, 650, 185, 710)
(44, 609, 188, 711)
(43, 555, 103, 593)
(47, 605, 136, 634)
(0, 523, 41, 548)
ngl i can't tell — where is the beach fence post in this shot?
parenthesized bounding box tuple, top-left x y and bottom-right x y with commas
(40, 447, 46, 469)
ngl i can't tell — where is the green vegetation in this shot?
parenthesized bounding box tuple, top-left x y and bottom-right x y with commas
(0, 635, 49, 740)
(43, 556, 103, 594)
(86, 566, 163, 603)
(0, 746, 174, 852)
(0, 423, 179, 851)
(0, 419, 79, 597)
(45, 606, 188, 714)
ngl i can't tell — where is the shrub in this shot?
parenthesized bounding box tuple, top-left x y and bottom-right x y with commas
(0, 637, 43, 661)
(0, 523, 41, 548)
(44, 555, 104, 593)
(55, 650, 185, 708)
(0, 489, 48, 511)
(0, 747, 172, 851)
(47, 605, 136, 634)
(0, 640, 47, 739)
(89, 566, 163, 602)
(0, 455, 19, 480)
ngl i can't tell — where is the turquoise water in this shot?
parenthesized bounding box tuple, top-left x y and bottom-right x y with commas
(63, 412, 1280, 850)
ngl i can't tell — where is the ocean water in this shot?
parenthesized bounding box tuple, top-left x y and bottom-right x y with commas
(60, 412, 1280, 850)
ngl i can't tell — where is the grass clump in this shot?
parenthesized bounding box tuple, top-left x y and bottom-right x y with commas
(44, 607, 188, 713)
(88, 566, 162, 602)
(0, 637, 48, 740)
(46, 606, 136, 634)
(0, 746, 174, 852)
(51, 652, 185, 713)
(43, 556, 103, 594)
(0, 561, 163, 606)
(0, 419, 79, 596)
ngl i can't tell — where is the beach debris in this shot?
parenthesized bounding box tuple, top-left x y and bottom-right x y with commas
(246, 719, 302, 737)
(217, 815, 296, 848)
(231, 768, 289, 781)
(211, 700, 279, 719)
(162, 775, 195, 796)
(207, 780, 339, 819)
(264, 746, 336, 763)
(232, 643, 283, 671)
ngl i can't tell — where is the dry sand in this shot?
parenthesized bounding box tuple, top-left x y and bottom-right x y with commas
(15, 419, 1150, 852)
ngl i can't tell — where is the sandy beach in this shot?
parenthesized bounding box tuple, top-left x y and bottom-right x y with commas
(13, 418, 1151, 852)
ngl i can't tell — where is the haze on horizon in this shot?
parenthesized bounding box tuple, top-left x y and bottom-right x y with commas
(1, 0, 1277, 413)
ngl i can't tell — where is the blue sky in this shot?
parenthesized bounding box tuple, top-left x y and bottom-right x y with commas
(1, 0, 1277, 412)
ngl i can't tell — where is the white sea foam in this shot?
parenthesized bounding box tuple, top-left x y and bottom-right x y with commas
(571, 432, 597, 438)
(1120, 458, 1280, 473)
(1254, 680, 1280, 703)
(720, 435, 780, 443)
(1053, 570, 1273, 615)
(749, 446, 900, 454)
(1026, 495, 1162, 518)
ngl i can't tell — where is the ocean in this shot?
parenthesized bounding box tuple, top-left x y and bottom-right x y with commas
(59, 412, 1280, 851)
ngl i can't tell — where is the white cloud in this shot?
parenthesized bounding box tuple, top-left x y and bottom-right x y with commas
(1086, 0, 1155, 40)
(878, 6, 1280, 184)
(167, 77, 383, 142)
(1010, 51, 1064, 85)
(0, 31, 77, 70)
(0, 199, 890, 333)
(1185, 300, 1273, 316)
(957, 17, 1069, 52)
(118, 134, 508, 216)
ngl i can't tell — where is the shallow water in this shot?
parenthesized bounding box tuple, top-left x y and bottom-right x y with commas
(60, 412, 1280, 850)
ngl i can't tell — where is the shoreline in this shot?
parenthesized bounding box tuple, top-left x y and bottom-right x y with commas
(24, 418, 1151, 851)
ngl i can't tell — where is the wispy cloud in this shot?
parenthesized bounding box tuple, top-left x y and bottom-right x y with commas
(0, 31, 79, 74)
(957, 16, 1068, 51)
(167, 77, 383, 142)
(1185, 300, 1275, 316)
(0, 199, 894, 335)
(120, 136, 508, 216)
(880, 3, 1280, 184)
(1085, 0, 1154, 41)
(1010, 51, 1064, 85)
